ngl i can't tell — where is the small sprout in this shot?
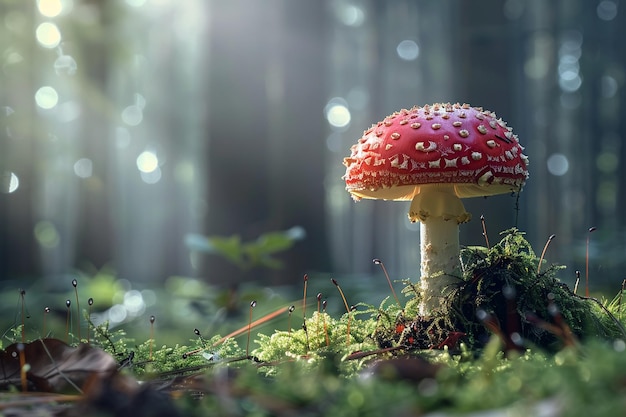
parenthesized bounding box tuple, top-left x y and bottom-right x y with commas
(287, 305, 295, 335)
(43, 307, 50, 337)
(246, 301, 257, 356)
(480, 214, 491, 249)
(586, 227, 597, 297)
(331, 278, 351, 315)
(72, 279, 81, 340)
(537, 233, 556, 274)
(149, 315, 156, 360)
(65, 300, 71, 343)
(373, 258, 402, 309)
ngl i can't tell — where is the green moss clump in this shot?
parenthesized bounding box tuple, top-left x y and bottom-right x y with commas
(252, 311, 379, 373)
(424, 229, 625, 350)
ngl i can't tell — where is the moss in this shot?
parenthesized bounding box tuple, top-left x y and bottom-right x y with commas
(415, 229, 625, 350)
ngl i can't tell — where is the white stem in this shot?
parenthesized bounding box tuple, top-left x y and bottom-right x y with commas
(419, 216, 461, 315)
(408, 185, 469, 316)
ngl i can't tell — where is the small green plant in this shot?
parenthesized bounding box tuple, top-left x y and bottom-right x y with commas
(185, 226, 306, 271)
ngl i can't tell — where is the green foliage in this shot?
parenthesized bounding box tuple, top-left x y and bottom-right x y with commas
(185, 226, 305, 270)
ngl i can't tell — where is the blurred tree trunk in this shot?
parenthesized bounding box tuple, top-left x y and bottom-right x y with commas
(204, 0, 329, 286)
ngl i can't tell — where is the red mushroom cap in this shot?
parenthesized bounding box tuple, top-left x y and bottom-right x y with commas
(343, 103, 529, 201)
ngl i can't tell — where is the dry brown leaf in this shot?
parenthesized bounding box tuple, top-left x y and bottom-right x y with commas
(0, 338, 117, 393)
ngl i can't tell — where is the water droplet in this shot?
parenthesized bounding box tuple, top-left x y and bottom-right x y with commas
(372, 258, 382, 265)
(288, 305, 295, 313)
(150, 315, 156, 324)
(44, 307, 51, 313)
(88, 298, 93, 306)
(54, 54, 77, 75)
(65, 299, 71, 308)
(250, 301, 257, 308)
(194, 328, 200, 336)
(72, 279, 77, 287)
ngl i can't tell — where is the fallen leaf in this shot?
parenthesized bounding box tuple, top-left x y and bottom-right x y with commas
(0, 338, 117, 393)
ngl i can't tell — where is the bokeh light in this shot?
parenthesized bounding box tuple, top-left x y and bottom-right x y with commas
(325, 97, 351, 129)
(140, 167, 162, 184)
(35, 86, 59, 109)
(546, 153, 569, 176)
(600, 75, 618, 98)
(73, 158, 93, 178)
(54, 54, 77, 75)
(334, 3, 365, 27)
(596, 151, 619, 173)
(125, 0, 147, 8)
(121, 105, 143, 126)
(35, 22, 61, 48)
(597, 0, 618, 21)
(558, 32, 583, 93)
(0, 171, 19, 193)
(34, 221, 60, 248)
(136, 151, 159, 173)
(396, 39, 420, 61)
(37, 0, 63, 18)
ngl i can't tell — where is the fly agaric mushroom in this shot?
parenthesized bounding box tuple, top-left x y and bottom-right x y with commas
(343, 103, 529, 315)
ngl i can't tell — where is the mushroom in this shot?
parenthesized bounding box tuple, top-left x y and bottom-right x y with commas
(342, 103, 529, 315)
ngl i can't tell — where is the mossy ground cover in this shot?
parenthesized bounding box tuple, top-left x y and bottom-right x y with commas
(1, 230, 625, 416)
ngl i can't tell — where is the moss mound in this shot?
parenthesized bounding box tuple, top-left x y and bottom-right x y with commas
(382, 229, 625, 352)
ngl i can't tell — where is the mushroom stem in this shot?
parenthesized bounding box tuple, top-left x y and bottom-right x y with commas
(419, 216, 461, 315)
(409, 185, 469, 316)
